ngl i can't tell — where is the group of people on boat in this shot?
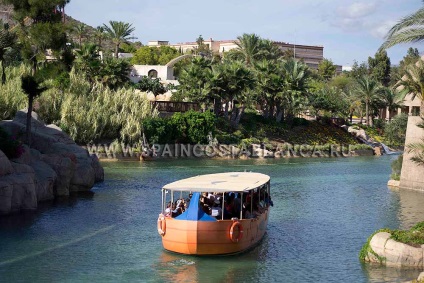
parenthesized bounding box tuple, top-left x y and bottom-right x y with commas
(164, 187, 273, 220)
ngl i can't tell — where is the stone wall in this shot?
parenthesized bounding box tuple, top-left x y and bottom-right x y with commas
(399, 116, 424, 191)
(0, 111, 104, 215)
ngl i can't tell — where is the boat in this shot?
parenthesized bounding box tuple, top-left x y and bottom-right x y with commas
(157, 172, 272, 255)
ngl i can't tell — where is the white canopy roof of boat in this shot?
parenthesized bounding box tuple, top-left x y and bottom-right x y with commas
(162, 172, 270, 192)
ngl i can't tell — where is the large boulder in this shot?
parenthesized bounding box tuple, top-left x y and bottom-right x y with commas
(0, 150, 13, 176)
(9, 163, 37, 212)
(0, 110, 104, 214)
(367, 232, 424, 267)
(41, 154, 75, 197)
(31, 159, 56, 201)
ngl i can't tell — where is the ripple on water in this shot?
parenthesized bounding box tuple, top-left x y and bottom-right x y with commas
(1, 157, 424, 283)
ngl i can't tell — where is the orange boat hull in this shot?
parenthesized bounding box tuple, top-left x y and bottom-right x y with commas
(160, 209, 269, 255)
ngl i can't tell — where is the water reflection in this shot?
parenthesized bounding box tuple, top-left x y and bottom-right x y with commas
(362, 262, 422, 283)
(389, 187, 424, 229)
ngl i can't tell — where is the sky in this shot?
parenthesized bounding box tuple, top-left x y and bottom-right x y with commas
(66, 0, 423, 67)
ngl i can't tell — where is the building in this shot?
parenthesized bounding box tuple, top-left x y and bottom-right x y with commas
(148, 38, 324, 69)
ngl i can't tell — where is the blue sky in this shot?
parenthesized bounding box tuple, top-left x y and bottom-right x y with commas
(66, 0, 422, 66)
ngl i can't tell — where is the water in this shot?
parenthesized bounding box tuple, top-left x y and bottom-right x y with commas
(1, 156, 424, 283)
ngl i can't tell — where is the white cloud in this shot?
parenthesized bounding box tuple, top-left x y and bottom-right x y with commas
(338, 2, 377, 19)
(369, 20, 397, 38)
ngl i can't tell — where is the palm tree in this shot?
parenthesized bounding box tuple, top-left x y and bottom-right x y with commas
(94, 26, 107, 49)
(396, 61, 424, 115)
(21, 75, 47, 146)
(73, 23, 86, 47)
(103, 21, 135, 58)
(380, 5, 424, 50)
(230, 33, 263, 66)
(0, 22, 17, 84)
(279, 59, 310, 122)
(355, 76, 382, 126)
(210, 60, 255, 125)
(74, 43, 101, 83)
(253, 59, 285, 119)
(381, 87, 403, 121)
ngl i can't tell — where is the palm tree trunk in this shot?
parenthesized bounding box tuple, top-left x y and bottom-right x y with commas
(26, 95, 34, 147)
(365, 102, 369, 126)
(1, 60, 5, 85)
(232, 105, 246, 128)
(224, 101, 229, 119)
(115, 44, 119, 58)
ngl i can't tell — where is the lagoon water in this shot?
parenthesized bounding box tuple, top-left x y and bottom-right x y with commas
(1, 156, 424, 282)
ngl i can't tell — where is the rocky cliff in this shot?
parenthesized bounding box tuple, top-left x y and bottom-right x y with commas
(0, 111, 104, 215)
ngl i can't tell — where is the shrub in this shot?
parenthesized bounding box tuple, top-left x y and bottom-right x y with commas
(142, 111, 216, 144)
(384, 114, 408, 147)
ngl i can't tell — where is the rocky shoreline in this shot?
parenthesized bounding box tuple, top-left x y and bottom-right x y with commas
(0, 111, 104, 215)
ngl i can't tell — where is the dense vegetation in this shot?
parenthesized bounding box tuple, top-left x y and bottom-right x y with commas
(0, 0, 422, 155)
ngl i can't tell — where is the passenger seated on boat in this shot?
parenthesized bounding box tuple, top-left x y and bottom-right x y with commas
(165, 202, 172, 217)
(200, 196, 211, 215)
(243, 202, 253, 219)
(211, 199, 222, 219)
(232, 193, 242, 218)
(172, 199, 185, 217)
(224, 195, 234, 220)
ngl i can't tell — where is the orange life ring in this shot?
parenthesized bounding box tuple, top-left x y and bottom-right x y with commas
(157, 214, 166, 236)
(229, 221, 243, 243)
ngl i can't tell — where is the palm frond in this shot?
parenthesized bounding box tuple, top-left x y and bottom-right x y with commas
(381, 28, 424, 50)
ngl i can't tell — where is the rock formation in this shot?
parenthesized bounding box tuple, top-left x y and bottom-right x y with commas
(0, 110, 104, 215)
(365, 232, 424, 267)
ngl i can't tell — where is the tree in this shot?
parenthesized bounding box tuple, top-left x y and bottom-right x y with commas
(384, 113, 408, 146)
(318, 58, 337, 81)
(355, 76, 382, 126)
(279, 59, 310, 123)
(21, 75, 47, 146)
(98, 56, 131, 89)
(309, 86, 348, 118)
(399, 47, 420, 71)
(73, 23, 86, 47)
(3, 0, 69, 147)
(94, 26, 107, 49)
(0, 22, 17, 84)
(176, 57, 215, 109)
(196, 35, 209, 55)
(135, 76, 167, 98)
(380, 88, 403, 121)
(103, 21, 135, 58)
(74, 43, 101, 83)
(368, 50, 391, 87)
(348, 60, 368, 79)
(210, 59, 255, 126)
(253, 59, 285, 119)
(230, 33, 263, 65)
(396, 60, 424, 115)
(380, 5, 424, 50)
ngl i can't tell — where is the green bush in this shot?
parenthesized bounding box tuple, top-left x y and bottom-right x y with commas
(384, 114, 408, 147)
(142, 110, 216, 144)
(0, 65, 30, 120)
